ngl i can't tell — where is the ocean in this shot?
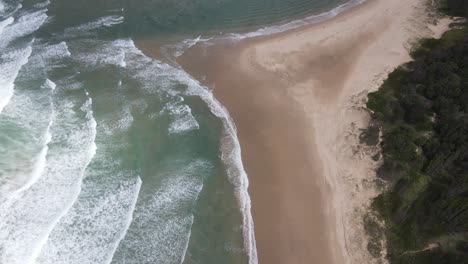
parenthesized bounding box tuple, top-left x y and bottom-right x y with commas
(0, 0, 355, 263)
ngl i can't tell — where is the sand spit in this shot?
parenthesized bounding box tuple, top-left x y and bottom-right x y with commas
(161, 0, 454, 263)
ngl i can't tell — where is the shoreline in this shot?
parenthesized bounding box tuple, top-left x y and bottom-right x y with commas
(137, 0, 452, 262)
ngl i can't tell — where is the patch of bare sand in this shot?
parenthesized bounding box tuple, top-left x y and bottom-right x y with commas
(175, 0, 454, 263)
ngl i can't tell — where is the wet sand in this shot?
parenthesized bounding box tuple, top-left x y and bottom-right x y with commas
(178, 40, 337, 263)
(137, 0, 452, 263)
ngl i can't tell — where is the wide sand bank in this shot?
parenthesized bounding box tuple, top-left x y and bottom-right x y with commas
(138, 0, 451, 263)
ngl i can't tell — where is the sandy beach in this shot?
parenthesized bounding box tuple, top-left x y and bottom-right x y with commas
(146, 0, 452, 263)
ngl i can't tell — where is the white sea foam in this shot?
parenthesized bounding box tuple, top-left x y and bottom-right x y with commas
(172, 35, 212, 57)
(0, 3, 22, 19)
(168, 109, 199, 134)
(0, 9, 49, 114)
(229, 0, 365, 40)
(0, 0, 14, 15)
(99, 39, 202, 135)
(17, 42, 71, 81)
(111, 161, 205, 264)
(154, 60, 258, 263)
(101, 48, 126, 67)
(0, 38, 64, 202)
(34, 0, 51, 9)
(106, 177, 142, 264)
(73, 38, 200, 135)
(13, 119, 52, 194)
(0, 92, 97, 264)
(0, 9, 48, 50)
(29, 95, 97, 264)
(0, 45, 33, 113)
(43, 79, 56, 90)
(0, 76, 54, 209)
(115, 107, 134, 130)
(72, 39, 128, 68)
(36, 176, 142, 264)
(99, 106, 134, 136)
(0, 17, 14, 35)
(162, 98, 199, 134)
(83, 15, 124, 29)
(183, 76, 258, 264)
(39, 41, 72, 59)
(62, 15, 123, 38)
(180, 215, 195, 264)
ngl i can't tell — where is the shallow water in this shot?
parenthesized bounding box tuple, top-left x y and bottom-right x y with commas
(0, 0, 350, 263)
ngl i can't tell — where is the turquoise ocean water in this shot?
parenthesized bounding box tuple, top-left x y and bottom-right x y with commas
(0, 0, 359, 263)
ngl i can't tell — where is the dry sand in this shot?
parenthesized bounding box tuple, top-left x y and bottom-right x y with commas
(140, 0, 453, 263)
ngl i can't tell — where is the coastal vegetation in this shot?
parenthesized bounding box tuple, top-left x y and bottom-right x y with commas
(366, 1, 468, 263)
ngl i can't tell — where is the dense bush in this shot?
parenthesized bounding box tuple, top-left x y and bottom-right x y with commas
(366, 3, 468, 262)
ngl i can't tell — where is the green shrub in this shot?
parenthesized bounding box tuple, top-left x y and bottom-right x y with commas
(367, 7, 468, 263)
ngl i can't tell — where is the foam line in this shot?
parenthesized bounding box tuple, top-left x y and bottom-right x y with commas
(0, 9, 48, 49)
(0, 17, 14, 35)
(185, 83, 258, 264)
(105, 177, 142, 264)
(170, 3, 369, 261)
(0, 91, 98, 264)
(0, 45, 33, 113)
(13, 119, 53, 194)
(36, 175, 142, 264)
(180, 216, 195, 264)
(28, 95, 97, 264)
(109, 161, 205, 264)
(0, 66, 55, 210)
(61, 15, 124, 38)
(152, 58, 258, 263)
(230, 0, 366, 40)
(171, 0, 366, 57)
